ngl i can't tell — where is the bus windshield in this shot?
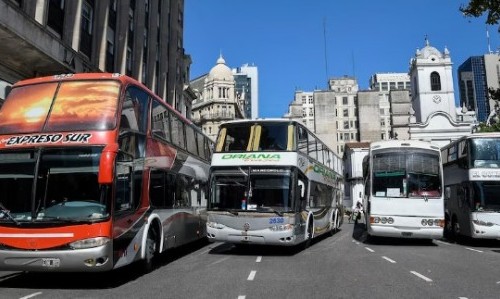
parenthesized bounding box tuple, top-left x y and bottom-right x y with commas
(209, 169, 292, 212)
(472, 181, 500, 211)
(0, 80, 120, 134)
(0, 148, 109, 224)
(470, 138, 500, 168)
(217, 122, 290, 152)
(372, 151, 441, 198)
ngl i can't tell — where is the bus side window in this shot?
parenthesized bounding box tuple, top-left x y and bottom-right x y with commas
(114, 151, 143, 212)
(115, 153, 133, 212)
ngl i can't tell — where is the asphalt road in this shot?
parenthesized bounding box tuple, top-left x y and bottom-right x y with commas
(1, 220, 499, 299)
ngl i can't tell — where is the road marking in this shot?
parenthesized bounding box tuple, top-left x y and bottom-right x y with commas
(382, 256, 396, 263)
(410, 271, 433, 282)
(365, 247, 374, 252)
(19, 292, 42, 299)
(208, 257, 230, 266)
(256, 256, 262, 263)
(247, 270, 256, 281)
(238, 296, 246, 299)
(465, 247, 483, 253)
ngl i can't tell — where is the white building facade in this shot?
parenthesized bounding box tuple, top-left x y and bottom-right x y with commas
(408, 39, 476, 147)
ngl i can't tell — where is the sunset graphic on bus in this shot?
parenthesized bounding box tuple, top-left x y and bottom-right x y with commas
(0, 80, 120, 134)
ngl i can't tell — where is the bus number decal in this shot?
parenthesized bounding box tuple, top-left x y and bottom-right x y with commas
(269, 217, 284, 224)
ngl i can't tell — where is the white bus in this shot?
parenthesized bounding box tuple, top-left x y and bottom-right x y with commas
(441, 133, 500, 240)
(363, 140, 444, 239)
(206, 119, 344, 247)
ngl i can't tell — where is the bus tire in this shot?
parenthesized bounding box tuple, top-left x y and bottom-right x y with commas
(330, 210, 338, 236)
(452, 217, 461, 241)
(142, 226, 159, 273)
(303, 219, 313, 249)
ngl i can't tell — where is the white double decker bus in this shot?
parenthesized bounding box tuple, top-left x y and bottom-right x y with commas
(206, 119, 344, 247)
(441, 133, 500, 240)
(363, 140, 444, 239)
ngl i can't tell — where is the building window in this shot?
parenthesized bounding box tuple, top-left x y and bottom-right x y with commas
(431, 72, 441, 91)
(343, 109, 348, 117)
(381, 82, 388, 91)
(79, 0, 94, 58)
(47, 0, 65, 36)
(343, 121, 349, 129)
(342, 97, 348, 105)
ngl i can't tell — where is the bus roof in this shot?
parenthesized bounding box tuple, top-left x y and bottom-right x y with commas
(369, 139, 441, 151)
(12, 73, 135, 87)
(10, 72, 193, 126)
(220, 118, 294, 125)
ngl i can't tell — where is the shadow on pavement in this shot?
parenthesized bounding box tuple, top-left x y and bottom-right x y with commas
(0, 238, 210, 289)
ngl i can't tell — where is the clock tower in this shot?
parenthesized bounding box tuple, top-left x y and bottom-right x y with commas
(409, 38, 457, 123)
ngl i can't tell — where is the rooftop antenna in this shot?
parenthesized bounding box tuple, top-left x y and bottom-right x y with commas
(323, 17, 329, 87)
(351, 50, 356, 78)
(487, 27, 492, 54)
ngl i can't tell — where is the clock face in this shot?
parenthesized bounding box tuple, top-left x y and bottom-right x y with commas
(432, 95, 441, 104)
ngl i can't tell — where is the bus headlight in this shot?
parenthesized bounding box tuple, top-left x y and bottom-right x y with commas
(472, 220, 494, 227)
(370, 217, 393, 224)
(269, 224, 294, 231)
(70, 237, 110, 249)
(421, 219, 444, 227)
(207, 221, 225, 229)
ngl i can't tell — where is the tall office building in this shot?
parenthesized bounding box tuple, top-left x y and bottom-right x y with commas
(0, 0, 188, 116)
(458, 53, 500, 122)
(233, 63, 259, 119)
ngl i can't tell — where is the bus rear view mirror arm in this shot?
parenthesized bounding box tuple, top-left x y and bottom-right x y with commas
(99, 143, 119, 184)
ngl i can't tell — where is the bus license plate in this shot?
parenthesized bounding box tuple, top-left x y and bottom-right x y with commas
(401, 232, 413, 237)
(42, 258, 60, 268)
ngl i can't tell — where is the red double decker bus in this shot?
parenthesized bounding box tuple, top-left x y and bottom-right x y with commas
(0, 73, 213, 272)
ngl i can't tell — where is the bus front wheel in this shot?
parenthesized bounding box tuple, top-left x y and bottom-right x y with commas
(142, 226, 159, 273)
(303, 220, 313, 249)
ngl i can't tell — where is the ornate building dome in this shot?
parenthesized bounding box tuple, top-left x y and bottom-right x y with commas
(207, 55, 233, 81)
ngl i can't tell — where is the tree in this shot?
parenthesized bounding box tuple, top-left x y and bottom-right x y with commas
(460, 0, 500, 31)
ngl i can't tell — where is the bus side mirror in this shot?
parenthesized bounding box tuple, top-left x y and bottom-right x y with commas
(298, 180, 305, 198)
(99, 143, 119, 184)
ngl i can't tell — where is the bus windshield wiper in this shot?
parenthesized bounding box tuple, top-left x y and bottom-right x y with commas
(226, 209, 239, 215)
(0, 202, 20, 225)
(258, 207, 283, 216)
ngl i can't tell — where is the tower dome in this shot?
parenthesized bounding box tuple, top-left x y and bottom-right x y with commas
(207, 55, 233, 81)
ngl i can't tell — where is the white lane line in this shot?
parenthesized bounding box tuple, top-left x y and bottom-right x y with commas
(410, 271, 433, 282)
(465, 247, 483, 253)
(382, 256, 396, 263)
(256, 256, 262, 263)
(207, 257, 230, 266)
(247, 270, 257, 281)
(19, 292, 42, 299)
(237, 296, 246, 299)
(365, 247, 374, 253)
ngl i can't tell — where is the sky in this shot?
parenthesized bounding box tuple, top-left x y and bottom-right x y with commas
(184, 0, 500, 118)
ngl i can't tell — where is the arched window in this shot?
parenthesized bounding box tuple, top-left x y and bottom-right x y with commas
(430, 72, 441, 91)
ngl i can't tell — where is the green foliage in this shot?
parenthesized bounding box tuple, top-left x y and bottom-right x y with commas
(460, 0, 500, 30)
(475, 122, 500, 132)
